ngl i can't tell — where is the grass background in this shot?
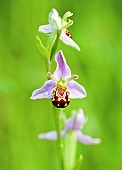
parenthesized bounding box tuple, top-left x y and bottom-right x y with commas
(0, 0, 122, 169)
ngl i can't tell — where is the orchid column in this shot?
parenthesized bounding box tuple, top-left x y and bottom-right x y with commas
(30, 8, 101, 170)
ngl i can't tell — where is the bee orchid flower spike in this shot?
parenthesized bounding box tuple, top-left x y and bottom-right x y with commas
(30, 51, 87, 108)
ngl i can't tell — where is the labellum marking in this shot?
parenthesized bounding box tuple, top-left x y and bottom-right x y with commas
(52, 86, 70, 108)
(45, 91, 48, 95)
(66, 30, 72, 39)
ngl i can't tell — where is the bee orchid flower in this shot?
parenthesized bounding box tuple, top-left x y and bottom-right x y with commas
(30, 51, 87, 108)
(38, 8, 80, 51)
(38, 109, 101, 145)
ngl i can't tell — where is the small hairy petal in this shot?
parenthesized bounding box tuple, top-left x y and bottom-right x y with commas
(62, 11, 73, 21)
(77, 131, 101, 145)
(38, 24, 53, 34)
(38, 130, 57, 140)
(30, 80, 55, 99)
(67, 80, 87, 99)
(53, 50, 71, 79)
(60, 32, 80, 51)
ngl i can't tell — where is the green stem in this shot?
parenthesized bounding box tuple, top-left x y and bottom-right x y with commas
(53, 107, 64, 170)
(45, 57, 51, 73)
(71, 155, 83, 170)
(40, 29, 63, 169)
(46, 58, 63, 170)
(64, 131, 77, 170)
(50, 32, 60, 61)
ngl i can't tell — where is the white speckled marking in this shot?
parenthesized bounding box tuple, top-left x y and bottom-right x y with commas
(45, 91, 48, 95)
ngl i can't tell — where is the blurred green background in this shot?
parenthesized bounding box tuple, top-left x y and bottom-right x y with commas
(0, 0, 122, 169)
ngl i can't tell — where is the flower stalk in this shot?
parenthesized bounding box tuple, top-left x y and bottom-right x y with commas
(36, 18, 65, 169)
(53, 107, 64, 169)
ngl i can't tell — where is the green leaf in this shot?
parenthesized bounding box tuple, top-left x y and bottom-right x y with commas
(71, 155, 83, 170)
(36, 35, 49, 58)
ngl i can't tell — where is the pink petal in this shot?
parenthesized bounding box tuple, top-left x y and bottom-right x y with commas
(77, 131, 101, 145)
(53, 51, 71, 79)
(30, 80, 55, 99)
(38, 24, 53, 34)
(65, 109, 87, 130)
(60, 32, 80, 51)
(65, 114, 75, 130)
(74, 109, 87, 130)
(38, 129, 66, 141)
(38, 130, 57, 140)
(67, 80, 87, 99)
